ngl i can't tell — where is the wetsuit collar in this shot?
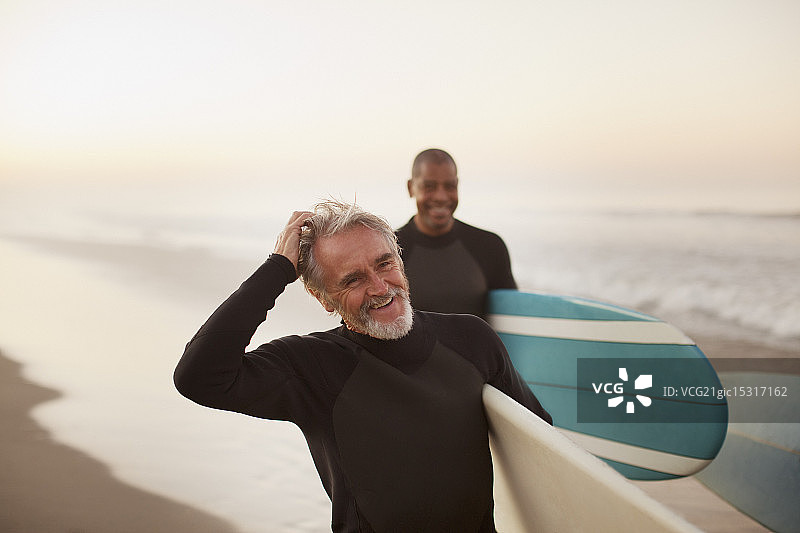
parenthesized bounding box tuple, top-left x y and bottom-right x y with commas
(339, 311, 435, 373)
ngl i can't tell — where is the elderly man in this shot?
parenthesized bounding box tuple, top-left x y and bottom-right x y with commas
(174, 200, 550, 533)
(397, 148, 517, 318)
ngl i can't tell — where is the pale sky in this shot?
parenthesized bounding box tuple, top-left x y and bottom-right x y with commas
(1, 0, 798, 212)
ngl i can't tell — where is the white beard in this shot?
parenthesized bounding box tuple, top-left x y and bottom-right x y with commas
(361, 294, 414, 340)
(338, 286, 414, 340)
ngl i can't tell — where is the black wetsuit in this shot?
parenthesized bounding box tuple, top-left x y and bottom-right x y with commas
(396, 218, 516, 318)
(174, 254, 550, 533)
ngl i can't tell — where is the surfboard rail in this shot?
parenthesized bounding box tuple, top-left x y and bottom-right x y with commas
(484, 385, 702, 533)
(557, 428, 714, 477)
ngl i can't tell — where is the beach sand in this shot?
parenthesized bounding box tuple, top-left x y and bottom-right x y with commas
(0, 234, 790, 532)
(0, 351, 241, 533)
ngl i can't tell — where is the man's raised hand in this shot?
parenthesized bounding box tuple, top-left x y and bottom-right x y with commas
(273, 211, 314, 273)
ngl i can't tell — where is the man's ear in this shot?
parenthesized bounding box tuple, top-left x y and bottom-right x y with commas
(309, 288, 336, 313)
(407, 178, 415, 198)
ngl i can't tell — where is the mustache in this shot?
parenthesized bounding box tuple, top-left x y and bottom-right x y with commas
(360, 286, 410, 314)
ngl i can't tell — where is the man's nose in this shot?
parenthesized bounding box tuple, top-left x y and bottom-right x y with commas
(365, 272, 388, 295)
(431, 184, 449, 201)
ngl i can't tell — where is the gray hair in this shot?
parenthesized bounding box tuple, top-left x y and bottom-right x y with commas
(298, 200, 401, 299)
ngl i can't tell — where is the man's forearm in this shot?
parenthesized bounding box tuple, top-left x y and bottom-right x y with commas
(173, 254, 296, 404)
(190, 254, 296, 337)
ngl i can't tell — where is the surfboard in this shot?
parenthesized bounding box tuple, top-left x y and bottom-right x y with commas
(696, 371, 800, 533)
(487, 289, 728, 480)
(484, 385, 702, 532)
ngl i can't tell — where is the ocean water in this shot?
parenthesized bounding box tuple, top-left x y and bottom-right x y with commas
(0, 180, 798, 532)
(502, 209, 800, 351)
(3, 180, 797, 350)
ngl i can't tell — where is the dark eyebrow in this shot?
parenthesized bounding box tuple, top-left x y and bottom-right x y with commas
(375, 252, 394, 265)
(337, 269, 362, 287)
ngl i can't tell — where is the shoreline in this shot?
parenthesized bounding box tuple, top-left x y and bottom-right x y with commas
(0, 235, 335, 532)
(0, 349, 241, 533)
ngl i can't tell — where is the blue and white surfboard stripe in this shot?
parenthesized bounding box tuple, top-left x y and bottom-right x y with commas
(490, 314, 695, 345)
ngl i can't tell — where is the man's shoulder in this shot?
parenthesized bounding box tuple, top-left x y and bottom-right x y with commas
(454, 219, 500, 237)
(262, 327, 352, 354)
(395, 218, 415, 236)
(453, 219, 509, 248)
(417, 310, 495, 337)
(395, 217, 415, 247)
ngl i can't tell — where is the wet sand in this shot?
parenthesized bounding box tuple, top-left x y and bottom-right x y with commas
(0, 351, 241, 533)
